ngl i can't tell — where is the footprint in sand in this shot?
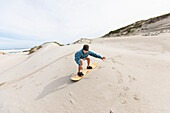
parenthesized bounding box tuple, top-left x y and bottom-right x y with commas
(120, 99, 126, 104)
(69, 92, 73, 96)
(98, 66, 104, 69)
(116, 71, 123, 84)
(133, 93, 140, 101)
(123, 86, 129, 91)
(69, 99, 74, 104)
(128, 75, 136, 83)
(98, 66, 102, 69)
(119, 92, 127, 97)
(118, 78, 123, 84)
(118, 93, 127, 104)
(106, 58, 123, 65)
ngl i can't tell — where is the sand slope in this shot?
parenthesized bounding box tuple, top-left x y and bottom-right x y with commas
(0, 34, 170, 113)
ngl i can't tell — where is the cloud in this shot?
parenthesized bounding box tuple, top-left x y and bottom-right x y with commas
(0, 0, 170, 49)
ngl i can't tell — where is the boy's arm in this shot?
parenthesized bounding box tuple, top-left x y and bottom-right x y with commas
(75, 52, 81, 66)
(89, 51, 102, 59)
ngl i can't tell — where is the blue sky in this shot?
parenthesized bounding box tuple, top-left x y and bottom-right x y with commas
(0, 0, 170, 49)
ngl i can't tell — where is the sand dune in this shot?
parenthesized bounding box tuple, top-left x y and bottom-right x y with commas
(0, 33, 170, 113)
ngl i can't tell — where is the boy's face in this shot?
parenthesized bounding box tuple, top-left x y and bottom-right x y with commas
(83, 50, 88, 54)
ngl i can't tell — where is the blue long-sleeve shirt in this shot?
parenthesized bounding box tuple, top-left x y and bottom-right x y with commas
(75, 49, 102, 66)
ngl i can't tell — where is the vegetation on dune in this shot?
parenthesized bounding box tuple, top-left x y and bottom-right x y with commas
(29, 42, 64, 54)
(146, 13, 170, 24)
(0, 82, 6, 86)
(0, 52, 6, 55)
(73, 38, 92, 44)
(102, 13, 170, 37)
(29, 45, 43, 54)
(102, 20, 144, 37)
(50, 42, 64, 46)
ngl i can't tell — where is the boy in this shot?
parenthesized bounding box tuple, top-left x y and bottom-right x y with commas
(75, 44, 106, 77)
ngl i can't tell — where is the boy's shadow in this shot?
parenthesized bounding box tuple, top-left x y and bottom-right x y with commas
(36, 73, 75, 100)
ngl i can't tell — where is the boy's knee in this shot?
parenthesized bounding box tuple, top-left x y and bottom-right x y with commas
(86, 57, 90, 60)
(80, 60, 83, 65)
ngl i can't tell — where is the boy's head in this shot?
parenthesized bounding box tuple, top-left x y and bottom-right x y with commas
(83, 44, 89, 54)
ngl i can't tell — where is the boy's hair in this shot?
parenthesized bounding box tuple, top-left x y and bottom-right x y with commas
(83, 44, 89, 51)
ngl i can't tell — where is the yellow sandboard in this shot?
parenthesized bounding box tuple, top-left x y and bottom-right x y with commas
(71, 63, 97, 81)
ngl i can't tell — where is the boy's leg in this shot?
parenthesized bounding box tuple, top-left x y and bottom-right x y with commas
(85, 57, 90, 67)
(78, 60, 83, 72)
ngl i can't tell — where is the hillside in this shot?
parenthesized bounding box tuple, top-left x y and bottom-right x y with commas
(103, 13, 170, 37)
(0, 33, 170, 112)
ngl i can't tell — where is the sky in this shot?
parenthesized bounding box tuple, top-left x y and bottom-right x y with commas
(0, 0, 170, 49)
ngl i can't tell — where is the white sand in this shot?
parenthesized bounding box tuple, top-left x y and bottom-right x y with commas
(0, 34, 170, 113)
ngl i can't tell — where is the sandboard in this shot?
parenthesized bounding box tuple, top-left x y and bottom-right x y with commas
(71, 62, 97, 81)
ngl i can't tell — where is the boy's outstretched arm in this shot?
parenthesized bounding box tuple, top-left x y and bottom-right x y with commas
(89, 51, 106, 60)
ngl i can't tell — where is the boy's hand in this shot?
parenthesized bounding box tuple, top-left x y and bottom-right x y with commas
(101, 57, 106, 60)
